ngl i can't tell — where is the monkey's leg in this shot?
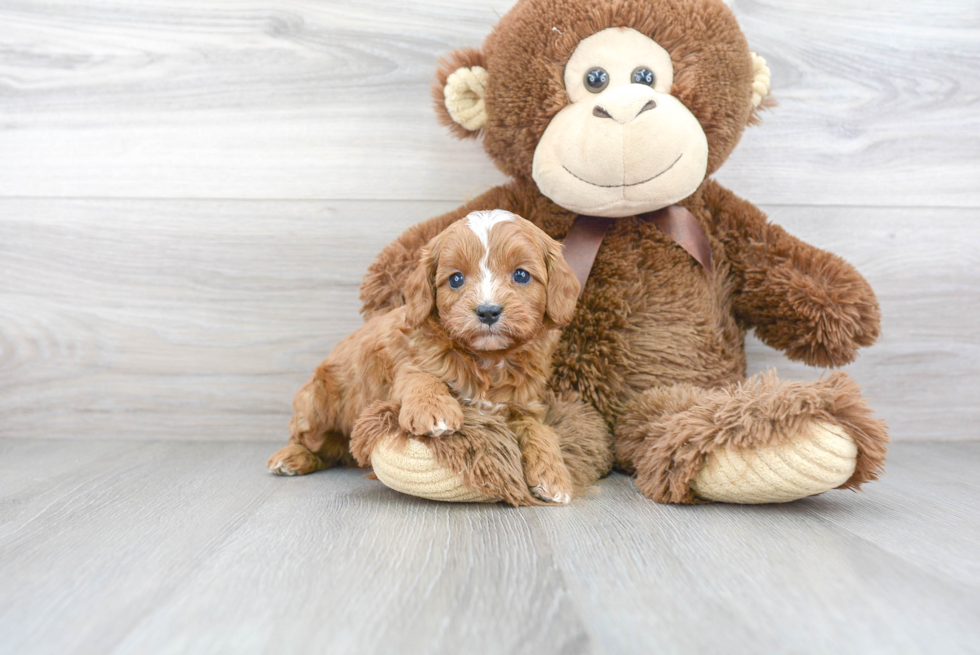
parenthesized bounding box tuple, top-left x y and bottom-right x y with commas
(615, 372, 888, 504)
(349, 392, 612, 506)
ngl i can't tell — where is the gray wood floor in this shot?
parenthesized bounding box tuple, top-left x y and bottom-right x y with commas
(1, 438, 978, 655)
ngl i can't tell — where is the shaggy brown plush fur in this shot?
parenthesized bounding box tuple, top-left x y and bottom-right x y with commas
(703, 181, 881, 368)
(356, 0, 888, 504)
(616, 372, 888, 503)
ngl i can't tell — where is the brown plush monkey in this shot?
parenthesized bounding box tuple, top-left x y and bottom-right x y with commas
(327, 0, 889, 505)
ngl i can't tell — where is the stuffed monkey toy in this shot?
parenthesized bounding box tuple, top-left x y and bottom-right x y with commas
(340, 0, 888, 505)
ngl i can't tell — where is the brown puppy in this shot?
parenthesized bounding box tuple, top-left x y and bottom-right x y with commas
(267, 209, 581, 503)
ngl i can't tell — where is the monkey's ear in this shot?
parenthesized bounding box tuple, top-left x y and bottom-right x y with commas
(433, 47, 488, 139)
(542, 235, 580, 328)
(402, 245, 439, 328)
(748, 52, 774, 124)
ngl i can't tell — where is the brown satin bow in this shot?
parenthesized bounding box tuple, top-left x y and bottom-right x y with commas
(561, 205, 713, 298)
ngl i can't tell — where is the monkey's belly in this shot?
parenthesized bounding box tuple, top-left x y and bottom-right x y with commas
(620, 298, 746, 392)
(550, 258, 745, 418)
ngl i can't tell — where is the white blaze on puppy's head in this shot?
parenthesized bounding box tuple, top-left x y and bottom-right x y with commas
(401, 208, 577, 353)
(466, 209, 515, 304)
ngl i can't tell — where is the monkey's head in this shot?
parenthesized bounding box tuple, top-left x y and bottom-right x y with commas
(434, 0, 771, 218)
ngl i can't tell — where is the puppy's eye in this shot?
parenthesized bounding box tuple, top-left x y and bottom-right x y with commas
(512, 269, 531, 285)
(584, 67, 609, 93)
(448, 272, 465, 289)
(631, 67, 655, 86)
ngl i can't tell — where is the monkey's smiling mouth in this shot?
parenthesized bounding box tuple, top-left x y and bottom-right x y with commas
(562, 153, 683, 189)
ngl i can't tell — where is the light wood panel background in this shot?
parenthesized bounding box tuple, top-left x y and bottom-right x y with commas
(1, 0, 978, 443)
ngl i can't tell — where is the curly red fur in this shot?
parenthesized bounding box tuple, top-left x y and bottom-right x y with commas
(270, 212, 584, 502)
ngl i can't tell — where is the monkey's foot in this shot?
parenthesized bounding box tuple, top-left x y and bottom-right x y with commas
(621, 372, 888, 504)
(690, 420, 858, 504)
(350, 401, 534, 506)
(371, 435, 498, 503)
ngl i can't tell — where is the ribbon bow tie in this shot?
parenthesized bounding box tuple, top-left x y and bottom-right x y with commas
(561, 205, 713, 298)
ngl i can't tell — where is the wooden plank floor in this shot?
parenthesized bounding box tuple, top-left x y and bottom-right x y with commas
(1, 439, 978, 655)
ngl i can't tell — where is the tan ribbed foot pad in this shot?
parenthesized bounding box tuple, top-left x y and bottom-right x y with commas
(690, 420, 858, 504)
(371, 436, 499, 503)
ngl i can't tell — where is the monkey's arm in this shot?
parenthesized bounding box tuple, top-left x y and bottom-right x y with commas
(702, 180, 880, 367)
(359, 183, 522, 319)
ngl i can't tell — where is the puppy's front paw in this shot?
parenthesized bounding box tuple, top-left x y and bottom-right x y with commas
(530, 483, 572, 505)
(399, 394, 464, 437)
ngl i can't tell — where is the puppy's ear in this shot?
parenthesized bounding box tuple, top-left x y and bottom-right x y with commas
(402, 244, 439, 328)
(542, 234, 580, 327)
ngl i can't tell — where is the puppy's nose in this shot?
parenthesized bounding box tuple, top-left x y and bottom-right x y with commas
(475, 304, 503, 325)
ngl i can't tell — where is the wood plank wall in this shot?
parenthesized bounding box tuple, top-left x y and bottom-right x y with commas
(1, 0, 977, 442)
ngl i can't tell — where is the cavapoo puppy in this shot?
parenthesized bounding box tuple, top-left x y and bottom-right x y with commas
(267, 209, 581, 503)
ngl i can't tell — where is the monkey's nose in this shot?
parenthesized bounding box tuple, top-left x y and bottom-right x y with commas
(593, 99, 656, 123)
(475, 304, 503, 325)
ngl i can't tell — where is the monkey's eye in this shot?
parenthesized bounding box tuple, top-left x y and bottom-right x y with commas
(584, 67, 609, 93)
(631, 67, 655, 86)
(512, 269, 531, 285)
(448, 272, 465, 289)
